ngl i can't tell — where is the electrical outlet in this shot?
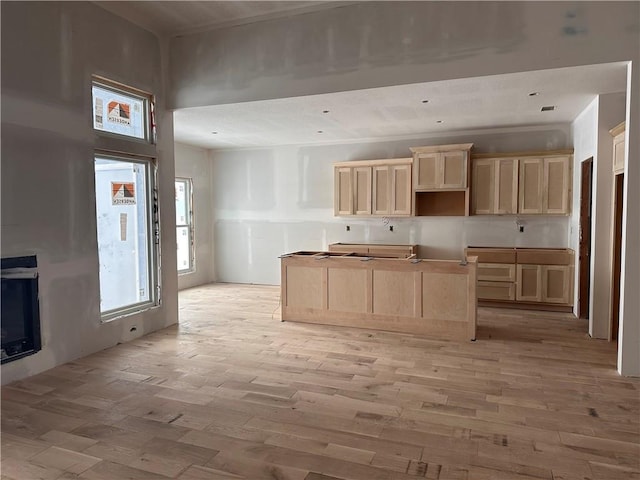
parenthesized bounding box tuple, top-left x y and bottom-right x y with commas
(346, 225, 350, 232)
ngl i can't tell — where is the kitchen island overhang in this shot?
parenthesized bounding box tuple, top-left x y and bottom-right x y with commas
(280, 251, 478, 341)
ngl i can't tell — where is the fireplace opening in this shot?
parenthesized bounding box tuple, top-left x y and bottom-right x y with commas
(1, 256, 41, 364)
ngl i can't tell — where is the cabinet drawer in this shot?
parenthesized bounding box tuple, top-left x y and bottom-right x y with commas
(466, 248, 516, 264)
(478, 281, 515, 301)
(516, 249, 571, 265)
(478, 263, 516, 282)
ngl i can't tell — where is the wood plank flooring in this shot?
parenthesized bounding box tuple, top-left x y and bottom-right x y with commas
(2, 283, 639, 480)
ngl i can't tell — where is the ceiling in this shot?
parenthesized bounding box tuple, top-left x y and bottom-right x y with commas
(95, 1, 341, 37)
(173, 62, 627, 150)
(95, 3, 627, 152)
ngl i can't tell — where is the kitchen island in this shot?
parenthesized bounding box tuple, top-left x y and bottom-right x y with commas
(280, 251, 478, 341)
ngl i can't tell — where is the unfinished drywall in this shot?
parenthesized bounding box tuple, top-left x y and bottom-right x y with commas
(1, 2, 178, 385)
(211, 125, 571, 285)
(570, 94, 626, 339)
(170, 2, 639, 109)
(175, 142, 215, 290)
(618, 65, 640, 376)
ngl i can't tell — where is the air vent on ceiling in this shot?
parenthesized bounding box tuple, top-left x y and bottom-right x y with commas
(541, 106, 556, 112)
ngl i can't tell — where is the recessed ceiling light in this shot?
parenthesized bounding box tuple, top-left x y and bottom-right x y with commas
(541, 106, 556, 112)
(529, 92, 539, 96)
(421, 100, 429, 104)
(322, 110, 330, 114)
(211, 131, 218, 134)
(436, 120, 443, 124)
(317, 130, 324, 134)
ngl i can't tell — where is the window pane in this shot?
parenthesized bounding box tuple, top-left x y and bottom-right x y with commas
(177, 226, 191, 272)
(95, 157, 151, 313)
(175, 180, 188, 226)
(92, 84, 146, 140)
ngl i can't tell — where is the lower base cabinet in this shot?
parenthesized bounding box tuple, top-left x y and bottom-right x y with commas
(467, 247, 574, 309)
(516, 264, 572, 304)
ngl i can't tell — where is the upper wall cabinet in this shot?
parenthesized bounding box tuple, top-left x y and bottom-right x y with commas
(334, 158, 412, 217)
(520, 156, 571, 215)
(471, 151, 572, 216)
(411, 144, 473, 190)
(472, 158, 518, 215)
(610, 122, 625, 175)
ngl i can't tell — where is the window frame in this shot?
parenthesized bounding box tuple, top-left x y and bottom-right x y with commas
(175, 177, 195, 275)
(94, 152, 160, 323)
(92, 75, 155, 144)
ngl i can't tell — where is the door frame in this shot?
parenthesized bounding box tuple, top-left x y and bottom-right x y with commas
(577, 158, 593, 319)
(610, 173, 624, 341)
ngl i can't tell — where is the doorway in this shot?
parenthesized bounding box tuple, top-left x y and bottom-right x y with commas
(610, 173, 624, 341)
(578, 158, 593, 319)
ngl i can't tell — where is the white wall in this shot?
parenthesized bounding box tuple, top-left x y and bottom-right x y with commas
(618, 64, 640, 376)
(175, 142, 215, 290)
(169, 2, 639, 109)
(570, 94, 626, 339)
(1, 2, 178, 385)
(212, 126, 571, 285)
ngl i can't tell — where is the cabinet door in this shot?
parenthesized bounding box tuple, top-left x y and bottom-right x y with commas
(415, 153, 439, 190)
(495, 158, 518, 214)
(441, 150, 467, 188)
(472, 159, 494, 214)
(372, 166, 390, 215)
(541, 265, 571, 304)
(353, 167, 372, 215)
(518, 158, 543, 214)
(334, 167, 353, 216)
(543, 156, 570, 214)
(390, 164, 412, 216)
(613, 133, 625, 174)
(516, 264, 541, 301)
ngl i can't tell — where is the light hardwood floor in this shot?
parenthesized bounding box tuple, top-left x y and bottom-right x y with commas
(2, 283, 639, 480)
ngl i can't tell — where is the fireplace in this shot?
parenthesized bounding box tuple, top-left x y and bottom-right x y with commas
(1, 256, 41, 364)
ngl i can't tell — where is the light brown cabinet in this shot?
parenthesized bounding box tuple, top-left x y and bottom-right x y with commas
(410, 143, 473, 216)
(472, 152, 571, 216)
(519, 156, 571, 215)
(334, 158, 412, 217)
(472, 158, 518, 214)
(411, 144, 472, 190)
(610, 122, 625, 175)
(466, 247, 574, 309)
(515, 264, 572, 304)
(281, 251, 478, 341)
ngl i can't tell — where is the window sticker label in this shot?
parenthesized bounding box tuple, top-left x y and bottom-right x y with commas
(112, 182, 136, 205)
(108, 101, 131, 126)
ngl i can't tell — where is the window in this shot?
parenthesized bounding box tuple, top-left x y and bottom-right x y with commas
(92, 76, 159, 321)
(175, 178, 194, 273)
(94, 155, 158, 319)
(92, 76, 153, 142)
